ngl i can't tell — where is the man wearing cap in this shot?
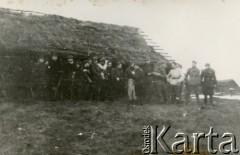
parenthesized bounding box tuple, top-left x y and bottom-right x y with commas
(47, 53, 62, 101)
(167, 62, 185, 104)
(148, 61, 168, 104)
(62, 55, 76, 100)
(201, 63, 217, 105)
(185, 61, 201, 104)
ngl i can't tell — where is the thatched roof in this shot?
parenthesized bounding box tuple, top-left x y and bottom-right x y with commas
(217, 79, 239, 88)
(0, 8, 167, 64)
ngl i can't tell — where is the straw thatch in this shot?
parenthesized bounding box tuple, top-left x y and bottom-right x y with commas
(0, 7, 168, 96)
(0, 8, 167, 64)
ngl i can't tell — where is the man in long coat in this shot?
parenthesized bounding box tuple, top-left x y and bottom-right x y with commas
(149, 61, 168, 104)
(201, 63, 217, 104)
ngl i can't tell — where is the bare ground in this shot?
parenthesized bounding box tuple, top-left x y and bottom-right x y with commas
(0, 97, 239, 155)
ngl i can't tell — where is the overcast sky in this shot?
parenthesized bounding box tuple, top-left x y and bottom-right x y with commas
(1, 0, 240, 85)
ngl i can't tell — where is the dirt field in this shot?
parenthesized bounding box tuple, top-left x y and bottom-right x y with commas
(0, 97, 239, 155)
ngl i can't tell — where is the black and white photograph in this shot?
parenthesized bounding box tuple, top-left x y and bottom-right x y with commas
(0, 0, 239, 154)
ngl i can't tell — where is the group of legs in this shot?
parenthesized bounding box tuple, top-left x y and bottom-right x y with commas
(185, 84, 214, 104)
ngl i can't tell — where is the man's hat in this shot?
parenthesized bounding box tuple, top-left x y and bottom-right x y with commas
(205, 63, 210, 66)
(92, 56, 98, 61)
(192, 60, 197, 64)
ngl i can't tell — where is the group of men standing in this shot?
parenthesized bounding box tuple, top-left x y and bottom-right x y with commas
(32, 53, 217, 105)
(142, 59, 217, 105)
(32, 54, 126, 102)
(185, 61, 217, 105)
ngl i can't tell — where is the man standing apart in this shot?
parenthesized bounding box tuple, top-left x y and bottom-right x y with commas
(167, 62, 184, 104)
(185, 61, 201, 104)
(201, 63, 217, 105)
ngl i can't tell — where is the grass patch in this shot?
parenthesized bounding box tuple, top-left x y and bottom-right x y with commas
(0, 98, 239, 155)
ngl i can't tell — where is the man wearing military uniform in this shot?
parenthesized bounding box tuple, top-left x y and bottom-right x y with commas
(185, 61, 201, 104)
(32, 56, 48, 100)
(47, 53, 62, 101)
(148, 61, 167, 104)
(201, 63, 217, 105)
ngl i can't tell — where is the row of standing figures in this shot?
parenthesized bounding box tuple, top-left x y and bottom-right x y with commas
(28, 55, 217, 106)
